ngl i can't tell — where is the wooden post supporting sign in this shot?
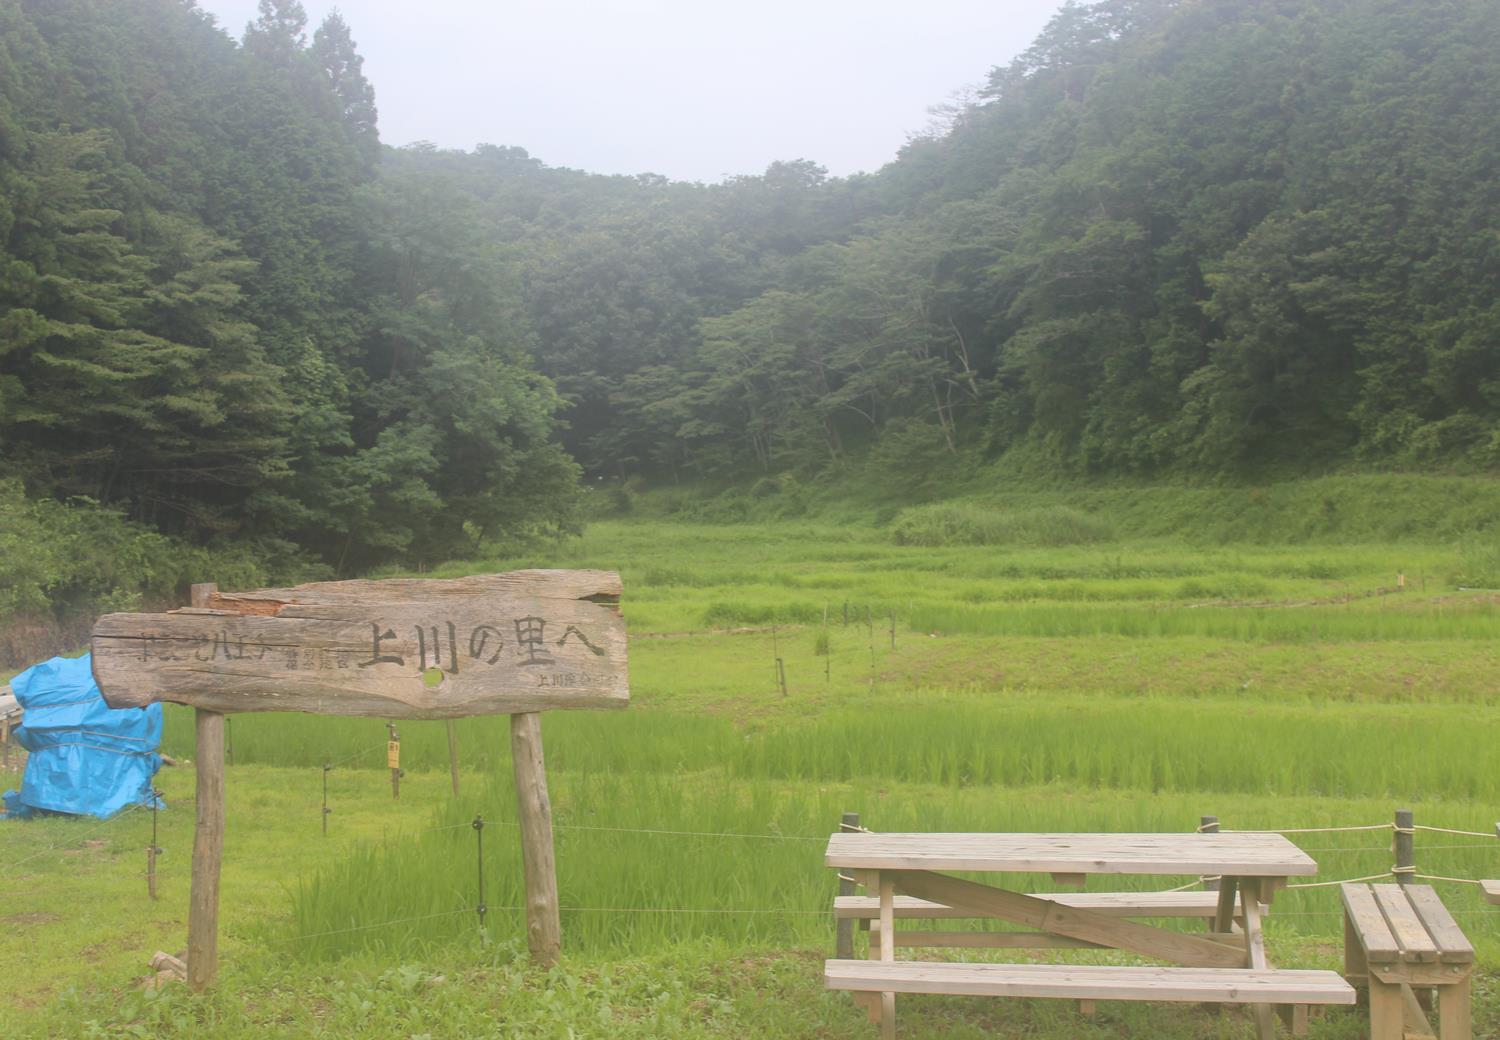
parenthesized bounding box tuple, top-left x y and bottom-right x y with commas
(511, 711, 561, 964)
(186, 583, 225, 991)
(92, 570, 628, 988)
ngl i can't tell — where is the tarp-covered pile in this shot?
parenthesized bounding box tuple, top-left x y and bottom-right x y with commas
(2, 654, 162, 819)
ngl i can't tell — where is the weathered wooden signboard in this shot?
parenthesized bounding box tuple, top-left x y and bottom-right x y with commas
(91, 570, 628, 989)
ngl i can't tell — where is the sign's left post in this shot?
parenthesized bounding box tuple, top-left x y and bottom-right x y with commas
(186, 582, 225, 992)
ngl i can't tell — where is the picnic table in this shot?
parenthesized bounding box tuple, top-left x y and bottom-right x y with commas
(824, 831, 1355, 1039)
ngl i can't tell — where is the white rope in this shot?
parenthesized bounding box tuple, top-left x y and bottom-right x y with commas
(274, 902, 831, 946)
(1413, 874, 1484, 886)
(1224, 824, 1392, 835)
(1413, 824, 1497, 839)
(478, 819, 828, 842)
(1285, 871, 1392, 890)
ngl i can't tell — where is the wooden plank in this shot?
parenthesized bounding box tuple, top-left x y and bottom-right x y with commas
(1403, 886, 1474, 963)
(834, 891, 1243, 919)
(92, 571, 628, 719)
(1342, 883, 1401, 962)
(893, 931, 1104, 949)
(1481, 880, 1500, 906)
(1371, 884, 1439, 963)
(1344, 908, 1369, 985)
(888, 930, 1245, 950)
(826, 832, 1316, 876)
(511, 713, 561, 966)
(1369, 963, 1475, 987)
(892, 870, 1247, 968)
(824, 961, 1357, 1004)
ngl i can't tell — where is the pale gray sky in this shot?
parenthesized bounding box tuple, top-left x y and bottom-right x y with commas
(197, 0, 1065, 183)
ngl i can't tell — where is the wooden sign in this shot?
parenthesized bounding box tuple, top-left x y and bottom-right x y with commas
(92, 571, 627, 718)
(89, 571, 629, 990)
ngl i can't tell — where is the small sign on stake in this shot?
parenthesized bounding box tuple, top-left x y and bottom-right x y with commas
(92, 570, 628, 989)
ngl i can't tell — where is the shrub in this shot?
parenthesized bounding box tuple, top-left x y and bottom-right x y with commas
(0, 481, 282, 668)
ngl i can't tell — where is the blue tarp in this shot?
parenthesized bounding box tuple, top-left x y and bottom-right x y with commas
(2, 654, 162, 819)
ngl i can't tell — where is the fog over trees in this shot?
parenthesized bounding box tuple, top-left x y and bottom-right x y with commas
(3, 0, 1500, 576)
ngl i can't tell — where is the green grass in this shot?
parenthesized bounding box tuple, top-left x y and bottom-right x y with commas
(6, 478, 1500, 1038)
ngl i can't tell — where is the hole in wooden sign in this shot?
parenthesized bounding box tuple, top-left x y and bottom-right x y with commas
(422, 667, 445, 687)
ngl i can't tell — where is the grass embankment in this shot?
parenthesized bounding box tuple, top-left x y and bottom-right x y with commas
(4, 476, 1500, 1038)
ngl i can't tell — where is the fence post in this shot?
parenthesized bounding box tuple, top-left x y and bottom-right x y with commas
(836, 812, 861, 959)
(1200, 815, 1220, 892)
(1394, 808, 1414, 885)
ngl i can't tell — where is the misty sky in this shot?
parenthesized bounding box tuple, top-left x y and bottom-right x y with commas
(196, 0, 1066, 183)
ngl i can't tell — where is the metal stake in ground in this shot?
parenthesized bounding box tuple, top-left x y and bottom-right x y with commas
(322, 763, 331, 836)
(473, 814, 487, 932)
(387, 722, 400, 800)
(147, 788, 162, 900)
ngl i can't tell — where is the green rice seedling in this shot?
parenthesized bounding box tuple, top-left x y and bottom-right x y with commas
(285, 770, 1500, 962)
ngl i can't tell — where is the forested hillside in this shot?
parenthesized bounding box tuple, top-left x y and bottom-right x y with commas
(3, 0, 1500, 652)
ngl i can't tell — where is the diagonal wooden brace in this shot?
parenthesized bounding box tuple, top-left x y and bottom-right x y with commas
(891, 870, 1248, 969)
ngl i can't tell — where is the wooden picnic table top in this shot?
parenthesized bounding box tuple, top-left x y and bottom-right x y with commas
(825, 831, 1318, 877)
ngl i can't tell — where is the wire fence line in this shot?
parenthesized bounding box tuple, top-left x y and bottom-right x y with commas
(268, 903, 836, 948)
(0, 799, 151, 872)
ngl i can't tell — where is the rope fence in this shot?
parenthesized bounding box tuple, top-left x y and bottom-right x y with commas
(15, 773, 1498, 961)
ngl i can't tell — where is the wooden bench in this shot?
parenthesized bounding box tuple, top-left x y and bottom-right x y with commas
(1481, 880, 1499, 906)
(1341, 883, 1474, 1040)
(827, 959, 1356, 1005)
(836, 891, 1260, 949)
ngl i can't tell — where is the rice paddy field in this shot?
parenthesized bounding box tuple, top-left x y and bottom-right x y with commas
(4, 477, 1500, 1038)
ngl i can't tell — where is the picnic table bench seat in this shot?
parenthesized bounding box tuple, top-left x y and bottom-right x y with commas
(835, 890, 1258, 921)
(826, 959, 1357, 1006)
(1481, 880, 1499, 906)
(1341, 883, 1474, 1040)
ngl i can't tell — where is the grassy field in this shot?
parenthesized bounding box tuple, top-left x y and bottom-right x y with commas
(4, 479, 1500, 1038)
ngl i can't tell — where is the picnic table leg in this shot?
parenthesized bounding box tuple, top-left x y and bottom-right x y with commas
(1238, 878, 1278, 1040)
(1437, 974, 1471, 1040)
(1213, 876, 1239, 934)
(879, 872, 896, 1040)
(1366, 976, 1403, 1040)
